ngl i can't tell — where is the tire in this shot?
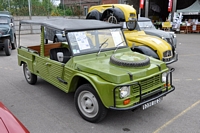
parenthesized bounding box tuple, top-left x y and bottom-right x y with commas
(110, 54, 150, 67)
(11, 35, 17, 50)
(74, 84, 107, 123)
(4, 39, 12, 56)
(23, 63, 37, 85)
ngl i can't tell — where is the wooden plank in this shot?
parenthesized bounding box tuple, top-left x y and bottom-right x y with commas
(28, 43, 61, 56)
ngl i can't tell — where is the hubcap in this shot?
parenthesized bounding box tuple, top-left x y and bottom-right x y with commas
(25, 66, 31, 81)
(78, 90, 99, 118)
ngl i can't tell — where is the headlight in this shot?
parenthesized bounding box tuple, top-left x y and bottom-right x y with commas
(119, 86, 130, 98)
(162, 72, 170, 83)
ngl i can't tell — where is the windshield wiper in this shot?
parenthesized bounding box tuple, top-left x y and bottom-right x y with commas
(97, 38, 109, 56)
(113, 41, 125, 54)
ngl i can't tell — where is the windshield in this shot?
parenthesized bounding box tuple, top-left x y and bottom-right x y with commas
(68, 28, 126, 55)
(138, 21, 156, 30)
(0, 17, 9, 24)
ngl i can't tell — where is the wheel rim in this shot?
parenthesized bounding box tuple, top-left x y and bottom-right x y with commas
(78, 90, 99, 118)
(24, 65, 31, 82)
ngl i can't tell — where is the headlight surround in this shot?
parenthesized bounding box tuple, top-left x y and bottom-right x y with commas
(119, 86, 130, 98)
(162, 72, 170, 83)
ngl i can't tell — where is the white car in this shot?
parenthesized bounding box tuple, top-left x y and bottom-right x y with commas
(136, 17, 177, 49)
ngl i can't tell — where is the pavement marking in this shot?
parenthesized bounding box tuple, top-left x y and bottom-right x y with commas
(153, 100, 200, 133)
(173, 79, 180, 81)
(173, 79, 200, 81)
(0, 67, 19, 71)
(179, 54, 200, 57)
(186, 79, 192, 81)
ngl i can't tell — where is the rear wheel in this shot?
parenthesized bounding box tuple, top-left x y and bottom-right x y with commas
(74, 84, 107, 123)
(4, 39, 12, 56)
(23, 63, 37, 85)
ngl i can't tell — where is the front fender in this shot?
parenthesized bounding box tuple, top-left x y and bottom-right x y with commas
(69, 73, 115, 108)
(124, 30, 172, 60)
(0, 34, 10, 38)
(133, 45, 159, 59)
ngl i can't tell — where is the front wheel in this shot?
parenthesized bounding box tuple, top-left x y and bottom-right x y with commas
(4, 39, 12, 56)
(74, 84, 107, 123)
(23, 63, 37, 85)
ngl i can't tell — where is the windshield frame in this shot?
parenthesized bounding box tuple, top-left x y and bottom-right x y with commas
(66, 28, 128, 56)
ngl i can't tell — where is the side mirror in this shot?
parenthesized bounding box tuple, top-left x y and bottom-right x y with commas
(126, 19, 137, 30)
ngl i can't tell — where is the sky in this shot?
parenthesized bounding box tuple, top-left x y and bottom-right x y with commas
(52, 0, 60, 6)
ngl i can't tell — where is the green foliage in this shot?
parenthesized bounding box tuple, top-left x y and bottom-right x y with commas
(0, 0, 74, 16)
(53, 4, 73, 16)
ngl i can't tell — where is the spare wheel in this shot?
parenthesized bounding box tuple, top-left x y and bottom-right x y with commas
(110, 53, 150, 67)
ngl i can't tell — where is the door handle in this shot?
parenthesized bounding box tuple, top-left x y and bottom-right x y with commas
(45, 62, 51, 66)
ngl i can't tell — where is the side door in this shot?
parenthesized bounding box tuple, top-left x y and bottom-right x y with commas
(45, 59, 69, 92)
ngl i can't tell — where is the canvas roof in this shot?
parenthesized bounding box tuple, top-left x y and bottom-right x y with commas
(20, 18, 122, 32)
(177, 0, 200, 15)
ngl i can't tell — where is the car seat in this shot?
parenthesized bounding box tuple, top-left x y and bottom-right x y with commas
(50, 48, 71, 63)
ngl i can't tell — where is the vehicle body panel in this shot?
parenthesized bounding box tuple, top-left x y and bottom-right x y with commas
(0, 102, 29, 133)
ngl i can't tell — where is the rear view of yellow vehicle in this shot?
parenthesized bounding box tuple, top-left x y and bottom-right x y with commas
(86, 4, 178, 65)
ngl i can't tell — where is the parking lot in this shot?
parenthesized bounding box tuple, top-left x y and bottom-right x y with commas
(0, 33, 200, 133)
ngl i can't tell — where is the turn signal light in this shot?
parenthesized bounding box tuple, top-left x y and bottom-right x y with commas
(164, 83, 170, 87)
(123, 98, 130, 105)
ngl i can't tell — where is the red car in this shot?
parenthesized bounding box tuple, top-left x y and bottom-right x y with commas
(0, 102, 29, 133)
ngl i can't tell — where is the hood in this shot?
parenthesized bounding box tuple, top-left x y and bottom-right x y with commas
(0, 27, 9, 35)
(74, 49, 166, 84)
(124, 30, 171, 51)
(144, 29, 171, 38)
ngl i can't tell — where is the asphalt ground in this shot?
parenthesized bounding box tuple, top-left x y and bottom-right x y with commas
(0, 33, 200, 133)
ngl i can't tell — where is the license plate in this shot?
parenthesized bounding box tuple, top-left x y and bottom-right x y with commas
(142, 97, 163, 110)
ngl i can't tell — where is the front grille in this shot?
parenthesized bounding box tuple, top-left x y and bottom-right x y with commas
(163, 50, 173, 58)
(0, 28, 9, 35)
(132, 75, 161, 96)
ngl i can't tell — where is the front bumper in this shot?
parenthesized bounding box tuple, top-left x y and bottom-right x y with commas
(109, 68, 175, 111)
(163, 51, 178, 65)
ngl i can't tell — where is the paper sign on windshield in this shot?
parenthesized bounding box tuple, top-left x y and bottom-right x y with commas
(111, 31, 123, 46)
(74, 32, 90, 50)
